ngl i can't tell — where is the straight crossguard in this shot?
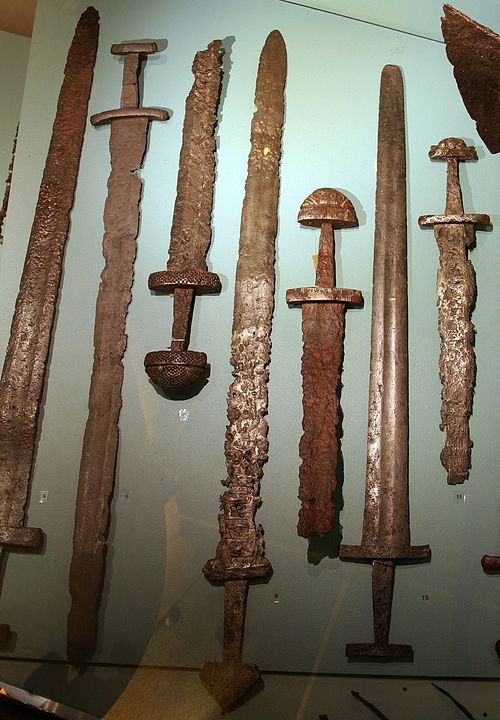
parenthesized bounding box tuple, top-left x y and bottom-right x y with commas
(286, 189, 362, 538)
(419, 138, 489, 484)
(339, 65, 430, 659)
(0, 7, 99, 642)
(67, 42, 168, 665)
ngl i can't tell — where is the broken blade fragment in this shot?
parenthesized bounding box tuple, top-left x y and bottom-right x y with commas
(0, 6, 99, 639)
(286, 188, 362, 538)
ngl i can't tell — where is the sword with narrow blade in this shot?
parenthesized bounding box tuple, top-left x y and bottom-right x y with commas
(0, 7, 99, 642)
(419, 139, 489, 484)
(200, 30, 286, 712)
(339, 65, 430, 659)
(67, 42, 168, 665)
(287, 188, 362, 538)
(144, 40, 222, 392)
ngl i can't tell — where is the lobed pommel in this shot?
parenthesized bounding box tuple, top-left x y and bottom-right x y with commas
(428, 137, 477, 162)
(298, 187, 358, 229)
(145, 349, 207, 391)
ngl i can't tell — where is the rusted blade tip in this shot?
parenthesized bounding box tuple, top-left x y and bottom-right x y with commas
(260, 30, 287, 74)
(200, 661, 261, 711)
(81, 7, 99, 23)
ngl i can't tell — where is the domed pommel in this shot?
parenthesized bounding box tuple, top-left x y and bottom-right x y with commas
(298, 188, 358, 230)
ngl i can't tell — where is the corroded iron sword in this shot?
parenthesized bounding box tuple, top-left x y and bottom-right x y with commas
(144, 41, 223, 392)
(339, 65, 430, 659)
(419, 139, 489, 484)
(67, 42, 168, 665)
(0, 7, 99, 641)
(287, 189, 362, 538)
(200, 30, 286, 712)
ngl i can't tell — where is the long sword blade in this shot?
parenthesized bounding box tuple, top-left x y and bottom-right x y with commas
(67, 44, 168, 665)
(0, 7, 99, 638)
(200, 30, 286, 712)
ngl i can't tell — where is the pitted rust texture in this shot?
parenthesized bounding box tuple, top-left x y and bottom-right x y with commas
(0, 6, 98, 571)
(436, 224, 475, 484)
(200, 31, 286, 712)
(67, 42, 167, 666)
(287, 188, 362, 538)
(203, 30, 286, 584)
(419, 138, 489, 485)
(297, 302, 345, 537)
(144, 41, 222, 393)
(167, 40, 222, 272)
(442, 4, 500, 154)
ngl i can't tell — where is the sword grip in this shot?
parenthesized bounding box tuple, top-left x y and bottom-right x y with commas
(315, 221, 335, 288)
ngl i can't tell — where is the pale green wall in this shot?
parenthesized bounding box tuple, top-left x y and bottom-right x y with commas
(0, 0, 499, 716)
(0, 30, 30, 251)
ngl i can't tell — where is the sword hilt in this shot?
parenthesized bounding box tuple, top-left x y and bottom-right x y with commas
(144, 269, 221, 391)
(419, 138, 490, 231)
(286, 188, 363, 307)
(90, 42, 169, 126)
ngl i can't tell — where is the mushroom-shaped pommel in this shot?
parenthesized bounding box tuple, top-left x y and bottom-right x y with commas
(298, 188, 358, 229)
(429, 137, 477, 161)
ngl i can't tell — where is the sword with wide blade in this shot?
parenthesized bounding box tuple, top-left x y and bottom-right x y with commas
(0, 7, 99, 641)
(286, 188, 362, 538)
(339, 65, 430, 659)
(200, 30, 286, 711)
(419, 139, 489, 484)
(144, 40, 223, 392)
(67, 42, 168, 665)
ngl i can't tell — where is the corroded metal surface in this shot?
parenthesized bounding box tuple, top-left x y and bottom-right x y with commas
(286, 188, 362, 538)
(339, 65, 430, 659)
(0, 127, 17, 244)
(144, 41, 222, 392)
(442, 4, 500, 154)
(67, 43, 168, 666)
(481, 553, 500, 655)
(200, 30, 286, 711)
(0, 7, 99, 638)
(419, 138, 489, 484)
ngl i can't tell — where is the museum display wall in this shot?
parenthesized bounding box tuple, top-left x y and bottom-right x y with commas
(0, 0, 499, 716)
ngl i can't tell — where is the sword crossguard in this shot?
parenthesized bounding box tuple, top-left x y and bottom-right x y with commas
(419, 138, 490, 225)
(90, 41, 169, 124)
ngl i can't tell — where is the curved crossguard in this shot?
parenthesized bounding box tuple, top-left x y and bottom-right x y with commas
(287, 188, 362, 538)
(419, 138, 490, 484)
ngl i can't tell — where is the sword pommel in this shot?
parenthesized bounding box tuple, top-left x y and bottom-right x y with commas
(429, 137, 477, 162)
(298, 187, 357, 229)
(111, 42, 158, 56)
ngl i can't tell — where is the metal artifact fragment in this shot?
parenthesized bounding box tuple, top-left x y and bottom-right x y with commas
(442, 4, 500, 154)
(480, 553, 500, 656)
(67, 42, 168, 665)
(200, 30, 286, 712)
(339, 65, 430, 659)
(286, 189, 362, 538)
(0, 7, 99, 641)
(144, 40, 223, 392)
(419, 139, 489, 484)
(0, 127, 18, 244)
